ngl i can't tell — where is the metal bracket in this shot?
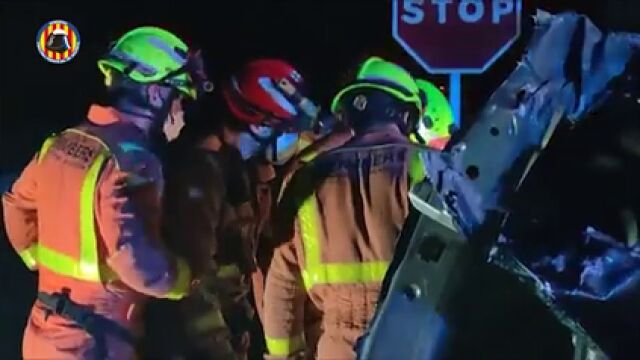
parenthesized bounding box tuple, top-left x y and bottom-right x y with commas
(357, 181, 471, 360)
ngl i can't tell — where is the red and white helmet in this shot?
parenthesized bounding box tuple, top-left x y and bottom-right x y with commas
(221, 59, 319, 135)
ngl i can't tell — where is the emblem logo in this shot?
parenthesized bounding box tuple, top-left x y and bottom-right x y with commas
(353, 94, 368, 111)
(36, 20, 80, 64)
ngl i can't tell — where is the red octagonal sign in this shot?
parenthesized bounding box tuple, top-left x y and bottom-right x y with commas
(393, 0, 522, 74)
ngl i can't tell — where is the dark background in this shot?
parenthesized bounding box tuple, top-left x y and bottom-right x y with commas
(3, 0, 632, 173)
(1, 1, 639, 359)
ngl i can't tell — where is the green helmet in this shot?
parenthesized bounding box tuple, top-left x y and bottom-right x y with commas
(413, 79, 454, 150)
(98, 26, 207, 99)
(330, 57, 423, 115)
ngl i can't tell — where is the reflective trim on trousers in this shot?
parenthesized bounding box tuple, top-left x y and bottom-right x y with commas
(265, 333, 305, 357)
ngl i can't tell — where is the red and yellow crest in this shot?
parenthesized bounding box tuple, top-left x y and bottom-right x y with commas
(36, 20, 80, 64)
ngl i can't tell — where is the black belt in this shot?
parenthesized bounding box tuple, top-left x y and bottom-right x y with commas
(38, 290, 137, 359)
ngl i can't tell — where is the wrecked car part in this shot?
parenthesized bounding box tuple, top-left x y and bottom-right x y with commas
(359, 10, 640, 360)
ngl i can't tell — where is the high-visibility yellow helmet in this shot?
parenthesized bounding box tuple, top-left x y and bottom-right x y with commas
(98, 26, 212, 99)
(411, 79, 454, 150)
(330, 57, 423, 115)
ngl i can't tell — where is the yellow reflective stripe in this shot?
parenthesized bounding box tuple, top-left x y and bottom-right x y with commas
(34, 149, 109, 281)
(265, 333, 305, 356)
(319, 262, 389, 284)
(76, 150, 108, 281)
(191, 308, 227, 333)
(37, 244, 117, 281)
(298, 196, 390, 291)
(298, 137, 317, 163)
(31, 129, 122, 282)
(37, 135, 57, 163)
(165, 257, 192, 300)
(298, 196, 321, 290)
(217, 264, 241, 279)
(300, 150, 318, 163)
(39, 245, 88, 279)
(18, 245, 38, 270)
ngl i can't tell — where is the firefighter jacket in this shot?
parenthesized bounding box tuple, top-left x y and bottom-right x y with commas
(2, 105, 191, 359)
(263, 125, 424, 360)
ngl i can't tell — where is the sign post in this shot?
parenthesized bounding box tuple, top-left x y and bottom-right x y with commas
(392, 0, 522, 128)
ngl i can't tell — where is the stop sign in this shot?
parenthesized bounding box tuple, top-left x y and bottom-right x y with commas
(393, 0, 522, 74)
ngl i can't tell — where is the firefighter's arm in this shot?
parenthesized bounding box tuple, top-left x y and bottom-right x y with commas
(2, 155, 39, 270)
(97, 160, 191, 300)
(163, 157, 225, 278)
(263, 237, 306, 360)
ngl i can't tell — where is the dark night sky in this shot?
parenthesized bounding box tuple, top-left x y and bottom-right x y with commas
(1, 0, 626, 173)
(1, 2, 640, 359)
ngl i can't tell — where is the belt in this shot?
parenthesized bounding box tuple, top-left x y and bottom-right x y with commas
(38, 290, 138, 359)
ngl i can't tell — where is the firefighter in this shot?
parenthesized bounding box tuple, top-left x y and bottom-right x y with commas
(1, 26, 210, 359)
(412, 78, 454, 151)
(155, 84, 257, 359)
(219, 59, 325, 325)
(157, 58, 319, 359)
(404, 78, 455, 186)
(224, 61, 339, 360)
(262, 56, 427, 360)
(223, 61, 318, 315)
(258, 124, 356, 360)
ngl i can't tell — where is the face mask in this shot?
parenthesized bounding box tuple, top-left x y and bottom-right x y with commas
(238, 125, 280, 160)
(238, 131, 262, 160)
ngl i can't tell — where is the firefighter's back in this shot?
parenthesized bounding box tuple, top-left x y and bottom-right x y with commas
(23, 121, 162, 359)
(288, 129, 413, 359)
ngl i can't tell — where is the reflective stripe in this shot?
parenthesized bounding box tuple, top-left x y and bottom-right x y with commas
(37, 135, 57, 163)
(298, 196, 390, 291)
(165, 257, 191, 300)
(300, 151, 318, 163)
(217, 264, 241, 279)
(19, 245, 38, 270)
(37, 149, 111, 281)
(265, 333, 305, 356)
(297, 137, 316, 163)
(191, 308, 227, 333)
(29, 130, 119, 282)
(119, 142, 146, 153)
(38, 244, 117, 282)
(77, 150, 108, 280)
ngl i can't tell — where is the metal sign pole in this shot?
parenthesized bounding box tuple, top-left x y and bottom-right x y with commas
(449, 72, 462, 128)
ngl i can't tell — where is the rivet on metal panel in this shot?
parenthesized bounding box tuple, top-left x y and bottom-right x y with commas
(466, 165, 480, 180)
(403, 284, 422, 301)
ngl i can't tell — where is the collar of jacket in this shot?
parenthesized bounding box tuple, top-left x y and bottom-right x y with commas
(349, 124, 408, 146)
(85, 104, 150, 149)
